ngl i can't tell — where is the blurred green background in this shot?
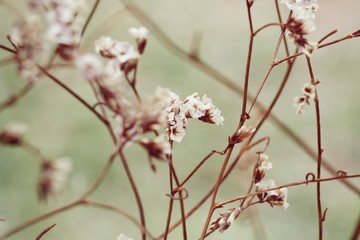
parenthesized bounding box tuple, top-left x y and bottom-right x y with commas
(0, 0, 359, 239)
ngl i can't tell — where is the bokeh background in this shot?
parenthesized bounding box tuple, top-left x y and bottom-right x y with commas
(0, 0, 359, 239)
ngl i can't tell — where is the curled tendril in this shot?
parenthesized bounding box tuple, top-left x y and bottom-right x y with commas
(337, 170, 347, 177)
(92, 102, 112, 111)
(305, 172, 316, 184)
(166, 187, 189, 200)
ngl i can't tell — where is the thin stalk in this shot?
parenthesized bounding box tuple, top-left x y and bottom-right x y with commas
(200, 145, 234, 239)
(118, 148, 147, 240)
(306, 56, 324, 240)
(81, 0, 101, 38)
(1, 200, 82, 239)
(85, 200, 155, 239)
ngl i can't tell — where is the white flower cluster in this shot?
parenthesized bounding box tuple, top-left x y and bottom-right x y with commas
(293, 82, 316, 115)
(279, 0, 319, 56)
(8, 15, 43, 82)
(38, 157, 73, 201)
(280, 0, 319, 20)
(210, 207, 242, 233)
(162, 89, 224, 142)
(254, 153, 273, 183)
(76, 53, 122, 101)
(41, 0, 86, 60)
(116, 233, 133, 240)
(255, 179, 289, 209)
(230, 125, 256, 144)
(94, 27, 148, 75)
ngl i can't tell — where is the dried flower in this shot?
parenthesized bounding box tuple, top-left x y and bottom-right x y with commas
(210, 207, 242, 233)
(280, 0, 319, 20)
(76, 54, 103, 82)
(293, 95, 308, 115)
(9, 15, 44, 82)
(254, 153, 272, 183)
(256, 179, 289, 210)
(95, 36, 139, 75)
(38, 157, 73, 201)
(284, 17, 317, 56)
(198, 95, 224, 125)
(116, 233, 133, 240)
(293, 82, 316, 115)
(43, 0, 86, 60)
(230, 125, 256, 144)
(0, 123, 27, 145)
(280, 0, 319, 56)
(302, 82, 316, 99)
(139, 135, 171, 161)
(129, 27, 149, 54)
(161, 89, 224, 142)
(266, 187, 290, 209)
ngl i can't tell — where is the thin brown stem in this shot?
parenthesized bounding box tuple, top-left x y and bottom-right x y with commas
(85, 200, 155, 239)
(351, 214, 360, 240)
(240, 0, 255, 127)
(200, 145, 234, 239)
(306, 56, 324, 240)
(0, 83, 33, 113)
(217, 174, 360, 207)
(81, 140, 122, 199)
(118, 148, 147, 240)
(81, 0, 101, 38)
(0, 44, 16, 54)
(254, 23, 282, 36)
(38, 66, 108, 125)
(35, 224, 56, 240)
(1, 200, 82, 239)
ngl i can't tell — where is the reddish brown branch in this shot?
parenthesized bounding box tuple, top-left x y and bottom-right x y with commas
(35, 224, 56, 240)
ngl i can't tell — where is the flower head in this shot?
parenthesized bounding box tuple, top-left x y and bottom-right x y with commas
(44, 0, 86, 60)
(198, 95, 224, 125)
(210, 207, 242, 233)
(254, 153, 272, 183)
(9, 15, 43, 82)
(95, 36, 139, 75)
(116, 233, 133, 240)
(256, 179, 289, 210)
(129, 27, 149, 54)
(230, 125, 256, 144)
(161, 90, 224, 142)
(302, 82, 316, 99)
(0, 122, 27, 145)
(139, 135, 172, 161)
(38, 157, 73, 201)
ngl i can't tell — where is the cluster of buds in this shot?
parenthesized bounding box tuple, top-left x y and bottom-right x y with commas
(252, 154, 289, 209)
(40, 0, 86, 60)
(38, 157, 73, 201)
(76, 53, 123, 111)
(280, 0, 319, 56)
(210, 207, 242, 233)
(253, 153, 272, 183)
(162, 90, 224, 142)
(255, 179, 289, 209)
(139, 135, 171, 171)
(293, 82, 317, 115)
(229, 125, 256, 145)
(95, 27, 148, 78)
(8, 16, 43, 82)
(0, 123, 27, 146)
